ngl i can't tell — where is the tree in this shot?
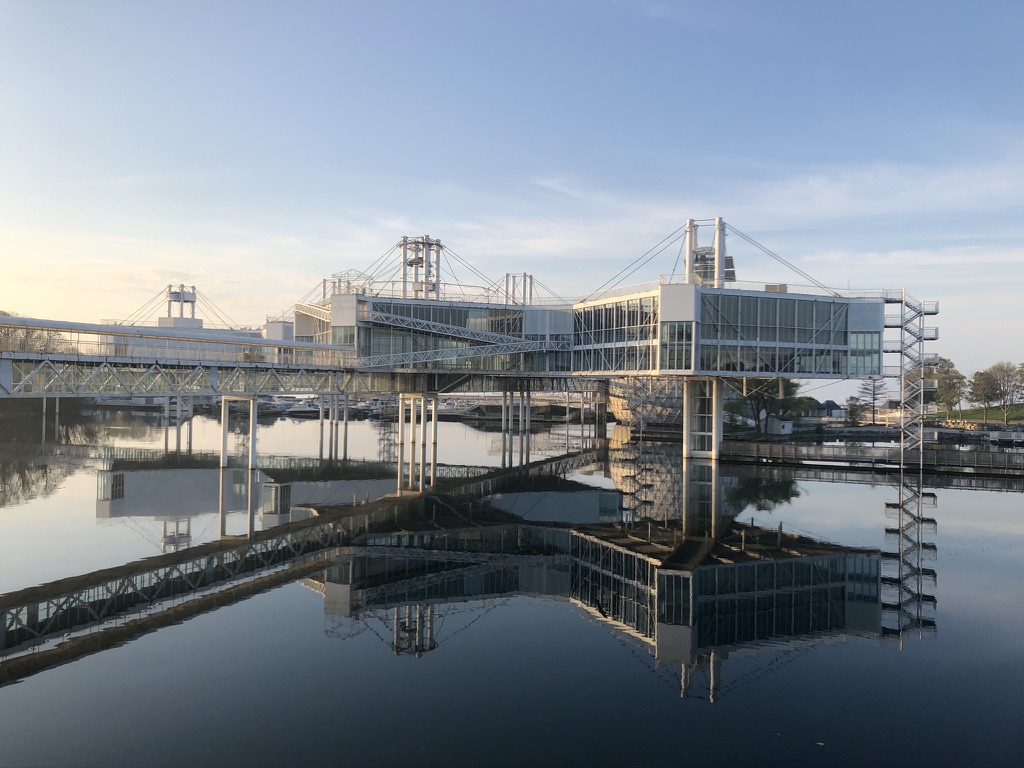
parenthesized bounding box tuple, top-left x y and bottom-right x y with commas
(988, 361, 1023, 426)
(0, 310, 72, 354)
(931, 356, 967, 419)
(857, 377, 886, 424)
(844, 396, 865, 427)
(969, 368, 999, 423)
(726, 379, 806, 434)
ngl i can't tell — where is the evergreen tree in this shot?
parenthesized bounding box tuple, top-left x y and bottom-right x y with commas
(857, 377, 885, 424)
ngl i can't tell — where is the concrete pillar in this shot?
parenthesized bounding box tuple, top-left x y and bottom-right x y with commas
(681, 379, 691, 460)
(54, 396, 60, 443)
(430, 395, 438, 487)
(41, 396, 47, 444)
(501, 389, 508, 469)
(220, 397, 230, 468)
(683, 218, 696, 284)
(396, 394, 405, 495)
(525, 383, 532, 464)
(342, 394, 349, 461)
(246, 468, 256, 540)
(565, 390, 571, 452)
(218, 467, 229, 536)
(333, 394, 340, 461)
(713, 216, 726, 288)
(408, 395, 418, 490)
(175, 395, 182, 453)
(419, 395, 427, 492)
(518, 388, 525, 466)
(248, 396, 258, 470)
(711, 378, 723, 460)
(318, 395, 325, 461)
(164, 396, 171, 453)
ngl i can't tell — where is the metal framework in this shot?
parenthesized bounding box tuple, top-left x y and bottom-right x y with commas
(882, 290, 939, 641)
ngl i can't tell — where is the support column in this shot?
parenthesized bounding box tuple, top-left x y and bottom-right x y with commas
(54, 397, 60, 444)
(246, 468, 256, 541)
(525, 382, 531, 464)
(396, 394, 405, 495)
(248, 396, 258, 470)
(430, 395, 438, 488)
(419, 395, 427, 492)
(342, 394, 349, 461)
(175, 395, 182, 453)
(713, 216, 726, 288)
(218, 466, 230, 537)
(333, 394, 340, 461)
(220, 397, 230, 468)
(318, 395, 325, 461)
(408, 395, 418, 490)
(164, 395, 171, 453)
(41, 396, 47, 444)
(681, 379, 690, 460)
(711, 378, 723, 461)
(501, 388, 508, 469)
(565, 390, 571, 453)
(518, 387, 525, 467)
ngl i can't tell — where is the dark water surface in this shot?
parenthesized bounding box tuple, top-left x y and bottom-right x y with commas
(0, 412, 1021, 767)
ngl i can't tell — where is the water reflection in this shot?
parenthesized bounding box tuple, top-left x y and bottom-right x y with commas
(0, 411, 953, 704)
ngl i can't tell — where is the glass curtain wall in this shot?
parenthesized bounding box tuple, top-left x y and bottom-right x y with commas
(573, 295, 658, 372)
(697, 293, 878, 376)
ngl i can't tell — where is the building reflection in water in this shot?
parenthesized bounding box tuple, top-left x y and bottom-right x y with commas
(95, 456, 397, 551)
(305, 441, 884, 702)
(5, 434, 936, 701)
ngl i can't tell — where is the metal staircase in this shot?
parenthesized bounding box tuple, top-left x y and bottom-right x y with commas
(882, 290, 939, 642)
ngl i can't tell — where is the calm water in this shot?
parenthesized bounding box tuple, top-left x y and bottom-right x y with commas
(0, 410, 1022, 767)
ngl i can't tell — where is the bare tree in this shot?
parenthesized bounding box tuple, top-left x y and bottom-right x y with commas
(969, 369, 999, 423)
(988, 361, 1023, 426)
(931, 356, 967, 419)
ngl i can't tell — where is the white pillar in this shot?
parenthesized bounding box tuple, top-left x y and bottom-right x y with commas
(713, 216, 726, 288)
(175, 395, 182, 453)
(246, 468, 256, 540)
(220, 397, 230, 468)
(408, 395, 418, 490)
(342, 394, 349, 461)
(501, 389, 508, 469)
(430, 395, 438, 487)
(318, 395, 325, 461)
(518, 388, 525, 466)
(332, 394, 340, 461)
(396, 394, 405, 495)
(164, 396, 171, 453)
(683, 218, 696, 283)
(219, 466, 229, 536)
(711, 378, 723, 460)
(248, 396, 258, 470)
(525, 384, 532, 464)
(681, 379, 691, 460)
(418, 396, 427, 492)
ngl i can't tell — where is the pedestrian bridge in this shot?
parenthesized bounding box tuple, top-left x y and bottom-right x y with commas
(0, 218, 937, 459)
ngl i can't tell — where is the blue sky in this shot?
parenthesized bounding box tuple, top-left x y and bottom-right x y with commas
(1, 0, 1022, 380)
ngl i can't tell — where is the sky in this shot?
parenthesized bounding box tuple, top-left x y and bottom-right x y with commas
(1, 0, 1022, 385)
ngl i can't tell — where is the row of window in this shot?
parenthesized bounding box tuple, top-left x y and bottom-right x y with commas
(700, 293, 851, 344)
(365, 299, 524, 337)
(574, 296, 658, 346)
